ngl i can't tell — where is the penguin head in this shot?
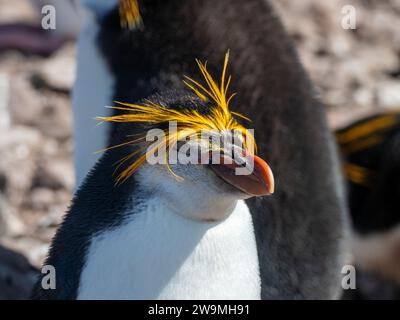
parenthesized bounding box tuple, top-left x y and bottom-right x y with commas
(99, 53, 274, 221)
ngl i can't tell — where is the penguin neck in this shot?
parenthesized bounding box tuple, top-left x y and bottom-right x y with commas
(135, 165, 243, 222)
(159, 193, 238, 222)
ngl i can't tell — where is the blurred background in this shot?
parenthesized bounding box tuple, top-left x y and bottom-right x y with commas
(0, 0, 399, 299)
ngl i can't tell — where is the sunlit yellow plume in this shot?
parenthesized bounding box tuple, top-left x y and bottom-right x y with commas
(97, 51, 255, 184)
(119, 0, 143, 29)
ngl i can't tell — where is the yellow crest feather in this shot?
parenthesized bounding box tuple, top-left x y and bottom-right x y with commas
(98, 51, 255, 184)
(119, 0, 143, 29)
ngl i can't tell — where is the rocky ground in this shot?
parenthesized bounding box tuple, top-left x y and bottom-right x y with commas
(276, 0, 400, 126)
(0, 0, 399, 297)
(0, 0, 75, 270)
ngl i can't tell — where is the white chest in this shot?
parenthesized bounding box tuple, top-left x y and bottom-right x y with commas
(77, 200, 261, 299)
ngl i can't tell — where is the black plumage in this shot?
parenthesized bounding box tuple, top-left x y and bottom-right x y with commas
(337, 111, 400, 300)
(336, 111, 400, 234)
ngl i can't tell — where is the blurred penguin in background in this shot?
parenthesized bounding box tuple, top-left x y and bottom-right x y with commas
(71, 0, 116, 187)
(337, 111, 400, 299)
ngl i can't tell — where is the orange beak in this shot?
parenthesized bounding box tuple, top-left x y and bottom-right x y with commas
(209, 154, 274, 196)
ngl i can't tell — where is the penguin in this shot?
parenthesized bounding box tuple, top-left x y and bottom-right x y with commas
(336, 111, 400, 234)
(33, 0, 348, 299)
(34, 57, 275, 299)
(336, 111, 400, 299)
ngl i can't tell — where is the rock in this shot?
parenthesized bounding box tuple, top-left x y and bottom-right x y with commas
(0, 172, 7, 193)
(36, 98, 72, 140)
(0, 126, 41, 192)
(0, 0, 37, 25)
(376, 81, 400, 109)
(0, 195, 25, 236)
(37, 211, 59, 229)
(352, 225, 400, 285)
(0, 72, 10, 129)
(2, 237, 48, 268)
(353, 87, 374, 108)
(29, 188, 55, 211)
(9, 74, 44, 127)
(27, 243, 49, 268)
(32, 159, 74, 191)
(35, 44, 76, 92)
